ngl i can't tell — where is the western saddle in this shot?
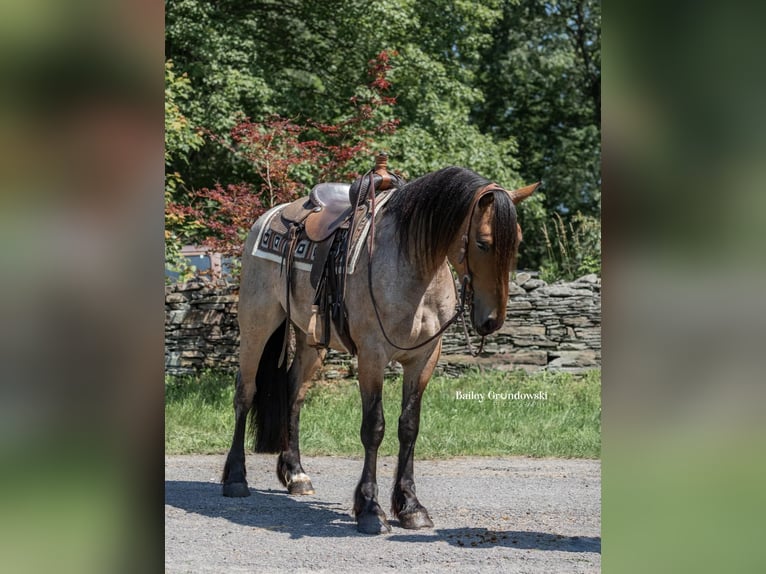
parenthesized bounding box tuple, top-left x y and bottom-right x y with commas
(281, 182, 353, 242)
(277, 153, 406, 358)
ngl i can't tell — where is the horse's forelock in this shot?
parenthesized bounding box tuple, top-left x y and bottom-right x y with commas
(490, 190, 517, 291)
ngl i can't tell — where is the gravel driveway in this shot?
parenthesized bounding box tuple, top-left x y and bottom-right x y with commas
(165, 454, 600, 573)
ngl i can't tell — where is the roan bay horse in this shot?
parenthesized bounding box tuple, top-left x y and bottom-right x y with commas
(222, 166, 537, 534)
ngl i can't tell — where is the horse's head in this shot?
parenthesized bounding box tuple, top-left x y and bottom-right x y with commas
(457, 182, 539, 336)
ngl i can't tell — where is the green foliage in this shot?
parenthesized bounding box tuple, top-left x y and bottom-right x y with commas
(165, 369, 601, 458)
(165, 0, 524, 188)
(165, 60, 205, 279)
(371, 5, 524, 185)
(165, 1, 271, 135)
(540, 211, 601, 282)
(164, 0, 602, 278)
(473, 0, 601, 269)
(164, 60, 204, 167)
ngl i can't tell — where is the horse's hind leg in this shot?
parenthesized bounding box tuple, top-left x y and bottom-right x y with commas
(222, 367, 253, 497)
(277, 329, 325, 495)
(353, 348, 391, 534)
(222, 302, 285, 497)
(391, 341, 441, 529)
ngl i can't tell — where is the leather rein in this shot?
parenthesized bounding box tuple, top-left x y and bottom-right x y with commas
(366, 176, 505, 354)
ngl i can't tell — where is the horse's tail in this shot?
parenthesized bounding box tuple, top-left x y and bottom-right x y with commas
(250, 320, 289, 453)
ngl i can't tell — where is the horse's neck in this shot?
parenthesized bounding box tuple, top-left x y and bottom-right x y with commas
(445, 240, 466, 280)
(378, 212, 454, 290)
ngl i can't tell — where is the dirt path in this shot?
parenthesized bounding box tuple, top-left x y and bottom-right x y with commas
(165, 454, 600, 573)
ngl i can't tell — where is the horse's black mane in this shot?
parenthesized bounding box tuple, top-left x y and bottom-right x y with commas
(386, 166, 518, 281)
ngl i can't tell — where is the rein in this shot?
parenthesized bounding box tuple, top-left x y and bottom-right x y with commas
(367, 179, 502, 354)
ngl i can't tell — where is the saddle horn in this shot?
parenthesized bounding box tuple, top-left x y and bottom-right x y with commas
(348, 152, 405, 207)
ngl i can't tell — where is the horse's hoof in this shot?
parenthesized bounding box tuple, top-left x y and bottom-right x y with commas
(357, 511, 391, 534)
(398, 508, 434, 529)
(287, 474, 315, 496)
(222, 481, 251, 497)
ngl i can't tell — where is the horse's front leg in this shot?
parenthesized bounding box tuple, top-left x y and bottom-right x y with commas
(391, 341, 441, 529)
(277, 329, 325, 495)
(353, 350, 390, 534)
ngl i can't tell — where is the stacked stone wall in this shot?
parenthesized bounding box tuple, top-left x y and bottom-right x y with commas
(165, 273, 600, 376)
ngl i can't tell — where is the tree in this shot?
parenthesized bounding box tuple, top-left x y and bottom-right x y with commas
(165, 60, 205, 278)
(180, 52, 399, 264)
(164, 0, 600, 276)
(165, 0, 528, 188)
(473, 0, 601, 268)
(165, 0, 273, 190)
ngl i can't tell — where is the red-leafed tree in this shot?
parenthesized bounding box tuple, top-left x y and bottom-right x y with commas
(173, 51, 399, 268)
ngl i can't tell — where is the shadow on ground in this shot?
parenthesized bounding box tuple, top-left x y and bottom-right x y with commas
(165, 480, 357, 539)
(165, 480, 600, 553)
(388, 528, 600, 553)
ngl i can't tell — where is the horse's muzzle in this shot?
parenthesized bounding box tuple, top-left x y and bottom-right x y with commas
(475, 316, 502, 336)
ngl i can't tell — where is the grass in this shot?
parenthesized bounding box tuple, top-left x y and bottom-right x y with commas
(540, 211, 601, 283)
(165, 369, 601, 458)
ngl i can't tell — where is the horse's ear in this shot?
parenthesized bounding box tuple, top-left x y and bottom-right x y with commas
(508, 182, 540, 205)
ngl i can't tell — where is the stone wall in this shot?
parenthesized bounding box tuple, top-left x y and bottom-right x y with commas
(165, 282, 240, 374)
(165, 272, 600, 377)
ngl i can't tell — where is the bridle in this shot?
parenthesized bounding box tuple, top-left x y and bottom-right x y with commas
(454, 182, 505, 304)
(452, 182, 505, 354)
(367, 177, 505, 354)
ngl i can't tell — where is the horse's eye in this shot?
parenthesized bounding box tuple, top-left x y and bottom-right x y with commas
(476, 240, 490, 252)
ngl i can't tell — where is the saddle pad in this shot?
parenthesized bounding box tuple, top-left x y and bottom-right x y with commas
(252, 189, 397, 274)
(252, 204, 315, 272)
(346, 189, 396, 273)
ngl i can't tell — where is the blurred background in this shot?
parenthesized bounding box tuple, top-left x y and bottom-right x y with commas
(0, 0, 163, 572)
(0, 0, 764, 572)
(604, 1, 766, 572)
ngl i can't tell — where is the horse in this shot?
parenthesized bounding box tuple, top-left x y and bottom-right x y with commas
(222, 166, 538, 534)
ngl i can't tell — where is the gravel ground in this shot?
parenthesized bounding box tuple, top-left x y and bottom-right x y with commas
(165, 454, 600, 573)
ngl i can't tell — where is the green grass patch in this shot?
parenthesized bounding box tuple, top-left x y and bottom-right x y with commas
(165, 372, 236, 454)
(165, 369, 601, 458)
